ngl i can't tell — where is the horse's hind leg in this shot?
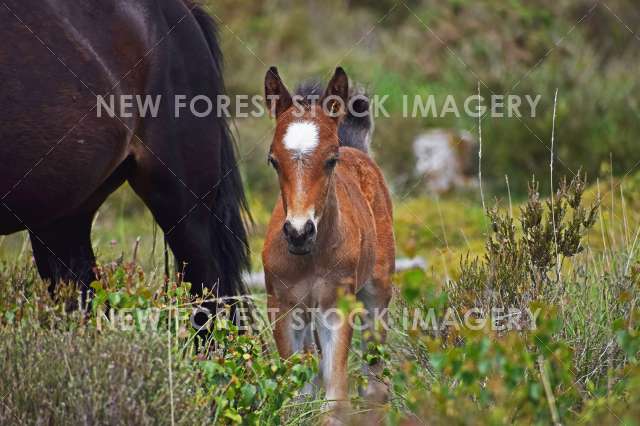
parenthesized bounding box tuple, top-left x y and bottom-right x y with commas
(357, 278, 392, 404)
(29, 211, 96, 306)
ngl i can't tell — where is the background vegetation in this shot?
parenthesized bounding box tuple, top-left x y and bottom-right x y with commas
(2, 0, 640, 424)
(210, 0, 640, 201)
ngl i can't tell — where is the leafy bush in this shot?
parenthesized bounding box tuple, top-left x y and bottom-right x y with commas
(0, 326, 208, 425)
(390, 301, 580, 424)
(0, 262, 315, 426)
(454, 172, 599, 310)
(387, 173, 640, 424)
(199, 317, 316, 425)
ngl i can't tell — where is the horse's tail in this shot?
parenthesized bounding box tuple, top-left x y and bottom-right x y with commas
(295, 80, 373, 154)
(192, 5, 251, 301)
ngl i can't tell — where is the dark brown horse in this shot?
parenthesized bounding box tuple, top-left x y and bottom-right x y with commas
(0, 0, 249, 318)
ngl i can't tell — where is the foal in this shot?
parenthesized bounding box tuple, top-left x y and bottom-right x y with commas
(262, 67, 395, 420)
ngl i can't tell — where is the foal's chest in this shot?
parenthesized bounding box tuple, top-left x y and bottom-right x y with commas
(274, 274, 337, 308)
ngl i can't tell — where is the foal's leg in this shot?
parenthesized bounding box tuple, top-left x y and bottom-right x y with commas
(357, 278, 392, 404)
(269, 300, 309, 357)
(317, 307, 353, 423)
(29, 211, 96, 307)
(267, 292, 318, 395)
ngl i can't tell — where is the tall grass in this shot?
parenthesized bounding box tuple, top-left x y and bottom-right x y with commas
(1, 170, 638, 424)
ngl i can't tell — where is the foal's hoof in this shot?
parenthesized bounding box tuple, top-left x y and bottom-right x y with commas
(361, 380, 389, 404)
(322, 415, 347, 426)
(321, 401, 350, 426)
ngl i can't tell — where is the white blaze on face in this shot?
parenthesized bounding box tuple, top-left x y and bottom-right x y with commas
(283, 121, 319, 158)
(282, 121, 320, 233)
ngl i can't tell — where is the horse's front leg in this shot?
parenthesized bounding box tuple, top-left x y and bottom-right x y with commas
(317, 306, 353, 424)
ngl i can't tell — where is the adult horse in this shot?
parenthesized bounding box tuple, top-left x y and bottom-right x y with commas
(0, 0, 249, 315)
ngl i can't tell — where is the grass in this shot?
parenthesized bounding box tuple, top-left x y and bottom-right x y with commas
(1, 171, 639, 424)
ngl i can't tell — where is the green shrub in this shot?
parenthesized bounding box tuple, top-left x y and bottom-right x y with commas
(0, 326, 209, 425)
(387, 173, 640, 424)
(454, 172, 599, 310)
(0, 262, 315, 426)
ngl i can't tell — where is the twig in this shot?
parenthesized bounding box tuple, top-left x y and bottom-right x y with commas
(550, 89, 561, 285)
(538, 355, 560, 425)
(620, 183, 630, 248)
(436, 196, 450, 252)
(167, 305, 176, 426)
(505, 175, 513, 219)
(625, 224, 640, 275)
(609, 154, 618, 250)
(132, 236, 141, 265)
(477, 81, 486, 212)
(597, 179, 612, 271)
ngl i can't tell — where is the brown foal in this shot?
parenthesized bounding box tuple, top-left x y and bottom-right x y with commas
(262, 67, 395, 422)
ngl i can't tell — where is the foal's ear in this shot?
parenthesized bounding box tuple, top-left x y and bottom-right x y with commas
(322, 67, 349, 119)
(264, 66, 292, 118)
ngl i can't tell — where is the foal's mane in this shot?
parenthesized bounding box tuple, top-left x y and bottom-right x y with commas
(294, 79, 373, 153)
(294, 79, 325, 105)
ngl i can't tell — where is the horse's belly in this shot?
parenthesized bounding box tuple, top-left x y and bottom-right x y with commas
(0, 126, 129, 231)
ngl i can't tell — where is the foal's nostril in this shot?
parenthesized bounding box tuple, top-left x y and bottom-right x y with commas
(304, 219, 315, 237)
(283, 220, 293, 237)
(283, 219, 316, 246)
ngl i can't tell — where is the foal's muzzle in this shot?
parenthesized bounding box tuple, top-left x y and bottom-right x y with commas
(283, 219, 316, 255)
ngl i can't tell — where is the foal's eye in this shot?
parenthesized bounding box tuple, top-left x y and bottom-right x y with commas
(268, 156, 279, 171)
(324, 156, 339, 171)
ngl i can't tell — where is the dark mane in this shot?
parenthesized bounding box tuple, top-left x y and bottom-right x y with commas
(294, 78, 373, 153)
(294, 79, 325, 104)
